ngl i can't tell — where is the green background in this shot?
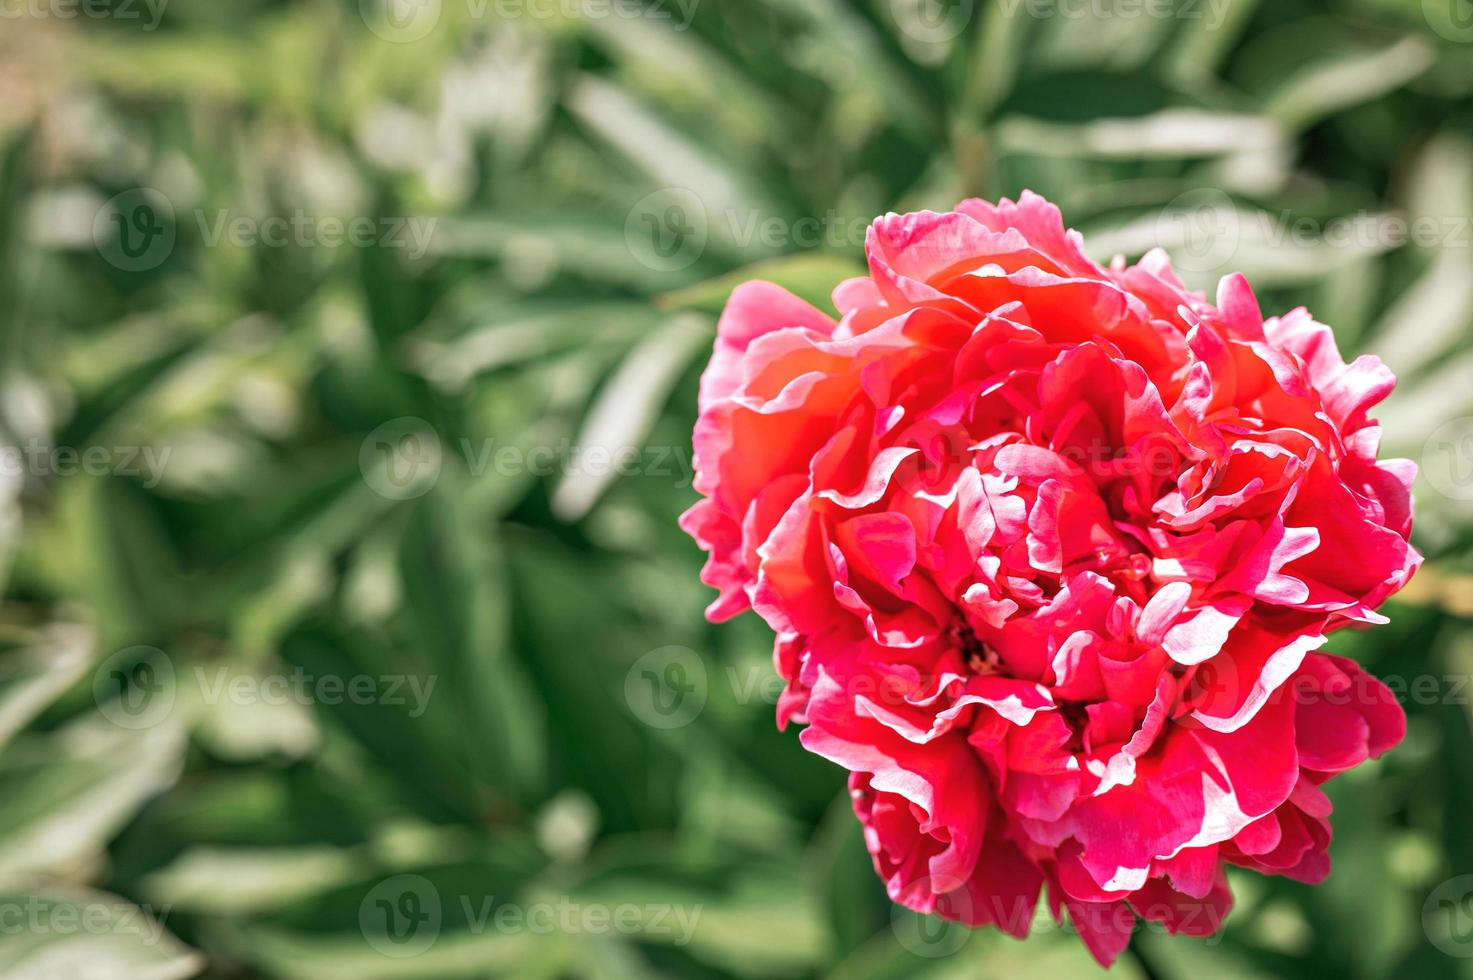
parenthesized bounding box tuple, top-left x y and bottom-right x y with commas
(1, 0, 1472, 977)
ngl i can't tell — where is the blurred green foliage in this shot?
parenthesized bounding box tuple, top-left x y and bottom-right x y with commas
(0, 0, 1472, 977)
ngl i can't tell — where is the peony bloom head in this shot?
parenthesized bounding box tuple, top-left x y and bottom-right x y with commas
(679, 192, 1419, 965)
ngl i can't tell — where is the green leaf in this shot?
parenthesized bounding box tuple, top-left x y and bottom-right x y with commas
(400, 478, 547, 808)
(1266, 36, 1435, 131)
(0, 714, 187, 877)
(573, 863, 828, 976)
(551, 314, 711, 521)
(140, 845, 361, 915)
(0, 626, 94, 752)
(803, 792, 887, 962)
(657, 254, 863, 316)
(219, 919, 538, 980)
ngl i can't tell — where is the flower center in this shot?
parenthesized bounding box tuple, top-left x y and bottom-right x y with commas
(952, 622, 1003, 676)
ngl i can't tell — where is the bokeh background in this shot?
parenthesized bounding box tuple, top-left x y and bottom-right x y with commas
(1, 0, 1473, 977)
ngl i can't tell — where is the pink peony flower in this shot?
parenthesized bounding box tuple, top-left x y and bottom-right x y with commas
(679, 192, 1419, 965)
